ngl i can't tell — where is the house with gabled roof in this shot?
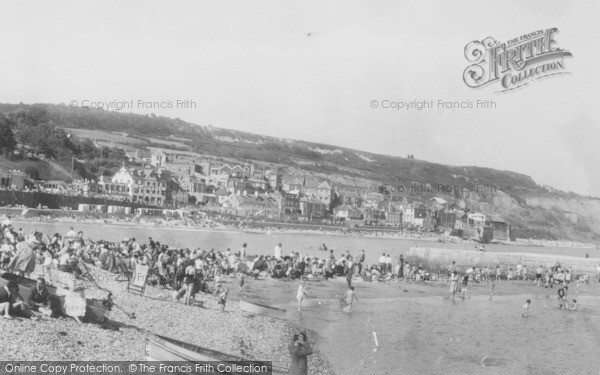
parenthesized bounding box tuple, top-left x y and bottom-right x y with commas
(299, 196, 328, 220)
(337, 189, 363, 207)
(302, 179, 333, 206)
(282, 176, 303, 192)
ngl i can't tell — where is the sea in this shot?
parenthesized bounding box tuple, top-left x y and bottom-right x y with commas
(14, 221, 600, 375)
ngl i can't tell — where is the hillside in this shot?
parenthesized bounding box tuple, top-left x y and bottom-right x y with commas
(1, 103, 599, 243)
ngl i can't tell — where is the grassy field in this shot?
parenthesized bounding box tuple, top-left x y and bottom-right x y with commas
(64, 127, 147, 145)
(0, 158, 71, 180)
(146, 137, 190, 149)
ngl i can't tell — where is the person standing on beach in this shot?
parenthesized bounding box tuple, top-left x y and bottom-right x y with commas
(398, 254, 405, 279)
(240, 243, 247, 260)
(385, 254, 392, 274)
(378, 253, 386, 272)
(341, 286, 359, 312)
(516, 262, 523, 280)
(345, 256, 354, 288)
(238, 273, 245, 291)
(183, 261, 196, 305)
(534, 266, 543, 286)
(288, 332, 313, 375)
(274, 243, 282, 259)
(448, 261, 456, 276)
(296, 280, 308, 311)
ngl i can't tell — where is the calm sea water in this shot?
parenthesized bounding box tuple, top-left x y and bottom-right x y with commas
(15, 221, 600, 374)
(14, 221, 600, 263)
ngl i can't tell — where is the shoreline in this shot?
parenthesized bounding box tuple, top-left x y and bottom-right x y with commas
(9, 215, 599, 247)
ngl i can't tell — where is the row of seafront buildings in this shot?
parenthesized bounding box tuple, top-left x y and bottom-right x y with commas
(1, 148, 511, 232)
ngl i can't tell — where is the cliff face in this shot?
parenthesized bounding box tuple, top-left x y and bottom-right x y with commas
(463, 190, 600, 242)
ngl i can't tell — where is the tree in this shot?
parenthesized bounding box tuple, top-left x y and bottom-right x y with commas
(24, 166, 40, 180)
(329, 193, 343, 213)
(0, 115, 17, 157)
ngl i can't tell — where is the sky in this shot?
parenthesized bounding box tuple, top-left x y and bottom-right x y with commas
(1, 1, 599, 196)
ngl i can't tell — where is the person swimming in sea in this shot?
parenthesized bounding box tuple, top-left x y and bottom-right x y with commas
(461, 273, 469, 301)
(449, 271, 459, 300)
(557, 286, 569, 309)
(570, 299, 578, 310)
(340, 286, 359, 312)
(522, 299, 531, 317)
(296, 280, 309, 311)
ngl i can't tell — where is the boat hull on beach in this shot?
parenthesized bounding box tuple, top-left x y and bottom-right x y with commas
(145, 334, 288, 374)
(0, 273, 109, 323)
(239, 300, 287, 320)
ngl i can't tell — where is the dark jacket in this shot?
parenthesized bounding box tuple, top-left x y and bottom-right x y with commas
(30, 286, 49, 306)
(288, 341, 313, 375)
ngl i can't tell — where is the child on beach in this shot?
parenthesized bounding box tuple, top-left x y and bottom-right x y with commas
(214, 283, 229, 312)
(475, 268, 482, 283)
(461, 274, 469, 300)
(535, 266, 543, 287)
(523, 299, 531, 317)
(42, 246, 54, 283)
(570, 299, 578, 310)
(507, 268, 514, 281)
(340, 286, 359, 312)
(238, 273, 245, 291)
(296, 280, 308, 311)
(496, 266, 502, 281)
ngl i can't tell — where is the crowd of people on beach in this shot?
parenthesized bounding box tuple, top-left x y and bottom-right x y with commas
(2, 212, 600, 375)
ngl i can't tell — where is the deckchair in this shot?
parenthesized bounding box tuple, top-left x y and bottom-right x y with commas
(127, 262, 149, 295)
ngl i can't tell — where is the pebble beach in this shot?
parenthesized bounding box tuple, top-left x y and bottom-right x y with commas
(1, 263, 335, 375)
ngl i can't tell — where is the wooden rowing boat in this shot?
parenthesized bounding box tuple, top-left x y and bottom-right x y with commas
(239, 300, 287, 320)
(0, 273, 109, 323)
(145, 334, 288, 374)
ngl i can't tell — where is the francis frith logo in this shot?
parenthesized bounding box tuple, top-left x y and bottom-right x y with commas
(463, 28, 572, 92)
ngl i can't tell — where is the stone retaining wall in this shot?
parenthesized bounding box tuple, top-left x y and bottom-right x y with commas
(407, 247, 600, 274)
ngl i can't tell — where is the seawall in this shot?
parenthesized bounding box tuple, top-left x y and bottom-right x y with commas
(407, 246, 600, 274)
